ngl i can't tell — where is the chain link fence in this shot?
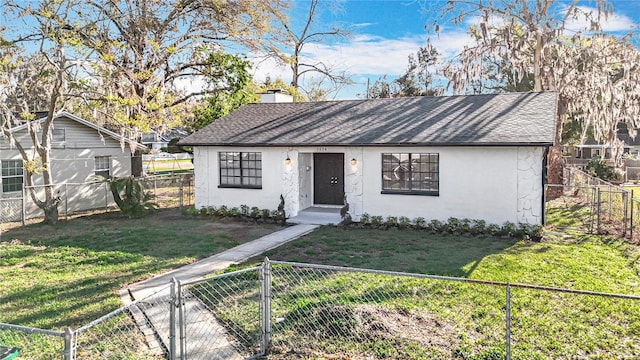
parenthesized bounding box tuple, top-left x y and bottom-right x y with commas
(4, 259, 637, 359)
(0, 173, 193, 229)
(546, 167, 636, 240)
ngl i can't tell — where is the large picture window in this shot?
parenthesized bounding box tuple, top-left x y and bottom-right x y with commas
(2, 160, 24, 193)
(382, 153, 439, 195)
(219, 152, 262, 188)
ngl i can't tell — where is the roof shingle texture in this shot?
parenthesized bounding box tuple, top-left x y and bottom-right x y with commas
(180, 92, 557, 146)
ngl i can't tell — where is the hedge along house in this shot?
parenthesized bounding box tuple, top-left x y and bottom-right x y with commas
(179, 91, 557, 225)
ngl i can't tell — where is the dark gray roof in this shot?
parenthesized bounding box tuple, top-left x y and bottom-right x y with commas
(180, 92, 557, 147)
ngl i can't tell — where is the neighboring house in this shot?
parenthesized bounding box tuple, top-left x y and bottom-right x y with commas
(0, 111, 145, 220)
(564, 123, 640, 166)
(141, 128, 189, 151)
(179, 92, 557, 225)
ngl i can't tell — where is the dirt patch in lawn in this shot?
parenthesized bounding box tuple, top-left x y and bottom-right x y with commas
(266, 304, 469, 359)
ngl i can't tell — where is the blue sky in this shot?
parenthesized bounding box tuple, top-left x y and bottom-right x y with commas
(251, 0, 640, 99)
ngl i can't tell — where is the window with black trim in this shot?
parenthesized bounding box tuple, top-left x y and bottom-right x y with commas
(382, 153, 439, 195)
(2, 160, 24, 193)
(95, 156, 111, 179)
(219, 152, 262, 188)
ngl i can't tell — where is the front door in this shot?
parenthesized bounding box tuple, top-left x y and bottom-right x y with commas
(313, 153, 344, 205)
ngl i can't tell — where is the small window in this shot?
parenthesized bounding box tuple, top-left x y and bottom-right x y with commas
(52, 128, 65, 144)
(219, 152, 262, 189)
(382, 153, 439, 195)
(2, 160, 24, 193)
(95, 156, 110, 179)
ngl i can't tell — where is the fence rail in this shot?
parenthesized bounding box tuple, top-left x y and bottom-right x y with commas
(0, 173, 193, 228)
(2, 258, 639, 359)
(546, 166, 640, 241)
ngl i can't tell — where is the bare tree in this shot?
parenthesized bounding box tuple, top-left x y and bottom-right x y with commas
(260, 0, 352, 100)
(1, 0, 84, 224)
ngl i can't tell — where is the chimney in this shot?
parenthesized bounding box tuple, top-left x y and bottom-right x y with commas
(259, 89, 293, 103)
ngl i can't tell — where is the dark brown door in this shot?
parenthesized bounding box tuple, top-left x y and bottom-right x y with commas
(314, 153, 344, 205)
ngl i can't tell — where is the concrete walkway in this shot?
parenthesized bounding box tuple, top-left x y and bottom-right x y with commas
(127, 223, 319, 299)
(121, 223, 320, 359)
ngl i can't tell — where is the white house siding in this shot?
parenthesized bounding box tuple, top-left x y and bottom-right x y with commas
(0, 116, 134, 220)
(193, 145, 544, 225)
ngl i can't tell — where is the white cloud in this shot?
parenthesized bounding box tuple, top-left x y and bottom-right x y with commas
(565, 5, 637, 33)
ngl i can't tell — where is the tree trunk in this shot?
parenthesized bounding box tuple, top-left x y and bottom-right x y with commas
(43, 201, 60, 225)
(546, 146, 564, 200)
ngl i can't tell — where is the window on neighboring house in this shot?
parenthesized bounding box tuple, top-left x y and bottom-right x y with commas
(95, 156, 110, 179)
(2, 160, 24, 193)
(52, 128, 65, 145)
(382, 153, 439, 195)
(219, 152, 262, 188)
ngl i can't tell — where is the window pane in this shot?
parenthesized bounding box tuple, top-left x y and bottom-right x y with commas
(2, 160, 23, 193)
(219, 151, 262, 187)
(382, 153, 438, 194)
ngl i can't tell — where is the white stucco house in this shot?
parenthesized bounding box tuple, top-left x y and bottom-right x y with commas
(0, 111, 145, 221)
(179, 92, 557, 225)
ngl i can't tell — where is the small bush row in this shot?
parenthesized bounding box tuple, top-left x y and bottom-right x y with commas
(185, 204, 286, 224)
(357, 213, 543, 240)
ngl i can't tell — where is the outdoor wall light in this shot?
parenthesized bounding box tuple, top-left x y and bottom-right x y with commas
(350, 158, 357, 165)
(285, 156, 292, 165)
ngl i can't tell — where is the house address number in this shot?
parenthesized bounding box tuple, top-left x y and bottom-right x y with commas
(316, 147, 328, 152)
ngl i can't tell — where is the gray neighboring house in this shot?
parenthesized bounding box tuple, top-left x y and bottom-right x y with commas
(180, 92, 557, 225)
(0, 111, 145, 221)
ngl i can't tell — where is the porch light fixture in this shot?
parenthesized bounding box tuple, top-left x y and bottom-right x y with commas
(350, 158, 357, 165)
(285, 156, 292, 165)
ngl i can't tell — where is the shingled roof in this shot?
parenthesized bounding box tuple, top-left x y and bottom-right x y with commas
(180, 92, 557, 147)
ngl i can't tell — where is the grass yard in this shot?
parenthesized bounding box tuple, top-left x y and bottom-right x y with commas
(2, 207, 640, 359)
(228, 226, 640, 359)
(0, 209, 281, 329)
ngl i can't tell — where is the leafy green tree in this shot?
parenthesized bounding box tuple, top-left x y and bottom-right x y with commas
(187, 52, 256, 131)
(109, 177, 157, 218)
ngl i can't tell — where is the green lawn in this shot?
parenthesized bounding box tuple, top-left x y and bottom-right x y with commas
(0, 209, 280, 329)
(230, 226, 640, 359)
(2, 209, 640, 359)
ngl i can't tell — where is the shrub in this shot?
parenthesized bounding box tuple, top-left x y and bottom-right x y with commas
(108, 176, 157, 218)
(459, 218, 472, 234)
(240, 204, 250, 217)
(470, 219, 487, 235)
(261, 209, 271, 221)
(586, 156, 620, 181)
(413, 217, 426, 229)
(385, 216, 398, 228)
(427, 219, 444, 233)
(398, 216, 411, 229)
(199, 207, 208, 216)
(250, 206, 261, 219)
(360, 213, 371, 225)
(486, 223, 501, 236)
(227, 207, 241, 218)
(446, 217, 462, 234)
(216, 205, 229, 217)
(500, 221, 517, 237)
(371, 216, 384, 227)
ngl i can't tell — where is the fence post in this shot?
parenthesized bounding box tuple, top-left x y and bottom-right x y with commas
(170, 278, 177, 360)
(104, 182, 109, 212)
(178, 280, 186, 360)
(21, 186, 26, 226)
(261, 257, 272, 355)
(597, 187, 602, 234)
(623, 191, 628, 237)
(64, 184, 69, 220)
(631, 190, 635, 240)
(179, 180, 184, 211)
(63, 327, 74, 360)
(505, 284, 511, 360)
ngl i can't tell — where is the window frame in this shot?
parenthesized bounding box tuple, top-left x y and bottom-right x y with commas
(2, 160, 24, 193)
(94, 156, 111, 180)
(52, 128, 66, 146)
(381, 152, 439, 196)
(218, 151, 262, 189)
